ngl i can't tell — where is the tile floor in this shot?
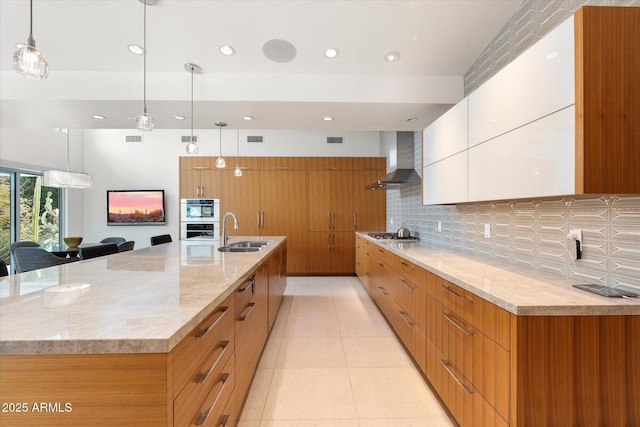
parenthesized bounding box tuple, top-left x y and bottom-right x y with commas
(237, 276, 455, 427)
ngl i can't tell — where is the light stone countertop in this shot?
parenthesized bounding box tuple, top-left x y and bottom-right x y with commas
(0, 237, 286, 355)
(358, 233, 640, 316)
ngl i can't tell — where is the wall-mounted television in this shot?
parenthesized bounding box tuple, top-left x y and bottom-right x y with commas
(107, 190, 166, 225)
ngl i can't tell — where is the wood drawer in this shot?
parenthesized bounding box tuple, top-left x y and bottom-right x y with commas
(394, 303, 427, 374)
(393, 254, 425, 292)
(474, 297, 511, 351)
(440, 280, 474, 325)
(234, 275, 255, 316)
(371, 244, 391, 264)
(180, 355, 235, 427)
(392, 270, 427, 332)
(473, 331, 510, 423)
(440, 305, 474, 383)
(174, 324, 234, 426)
(173, 294, 234, 394)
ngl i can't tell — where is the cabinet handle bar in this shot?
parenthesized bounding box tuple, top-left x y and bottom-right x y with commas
(441, 311, 473, 335)
(441, 359, 473, 394)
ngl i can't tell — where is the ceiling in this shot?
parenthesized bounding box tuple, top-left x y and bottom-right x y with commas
(0, 0, 523, 132)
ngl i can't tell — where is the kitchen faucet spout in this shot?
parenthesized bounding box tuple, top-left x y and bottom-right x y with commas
(222, 212, 239, 245)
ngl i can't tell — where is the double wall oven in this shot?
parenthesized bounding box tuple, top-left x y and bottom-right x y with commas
(180, 198, 220, 240)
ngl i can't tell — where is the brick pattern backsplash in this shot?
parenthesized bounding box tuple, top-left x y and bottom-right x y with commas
(382, 130, 640, 291)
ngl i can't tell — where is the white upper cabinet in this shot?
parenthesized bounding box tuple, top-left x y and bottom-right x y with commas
(423, 98, 468, 166)
(468, 106, 575, 201)
(468, 16, 575, 148)
(423, 152, 468, 205)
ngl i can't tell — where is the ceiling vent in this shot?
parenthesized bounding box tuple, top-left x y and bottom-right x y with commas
(247, 135, 264, 143)
(327, 137, 343, 144)
(181, 135, 198, 143)
(125, 135, 143, 144)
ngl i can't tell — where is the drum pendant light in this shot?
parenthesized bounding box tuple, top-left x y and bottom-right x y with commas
(135, 0, 154, 132)
(234, 129, 242, 177)
(13, 0, 49, 79)
(215, 122, 227, 168)
(184, 63, 201, 154)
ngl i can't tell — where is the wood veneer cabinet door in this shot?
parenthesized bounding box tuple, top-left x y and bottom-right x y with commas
(308, 170, 354, 232)
(575, 6, 640, 194)
(221, 167, 261, 237)
(261, 170, 308, 274)
(179, 157, 221, 199)
(353, 158, 386, 232)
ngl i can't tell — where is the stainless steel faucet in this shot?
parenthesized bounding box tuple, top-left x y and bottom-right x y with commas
(222, 212, 239, 245)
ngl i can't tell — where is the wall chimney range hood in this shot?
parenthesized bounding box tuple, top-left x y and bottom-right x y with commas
(367, 131, 421, 190)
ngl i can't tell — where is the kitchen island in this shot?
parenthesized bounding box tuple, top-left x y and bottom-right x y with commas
(356, 232, 639, 427)
(0, 237, 287, 426)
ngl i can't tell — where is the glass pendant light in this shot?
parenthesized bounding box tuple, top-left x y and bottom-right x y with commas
(184, 63, 201, 154)
(43, 129, 93, 189)
(215, 121, 226, 168)
(135, 0, 154, 132)
(13, 0, 49, 80)
(234, 129, 243, 177)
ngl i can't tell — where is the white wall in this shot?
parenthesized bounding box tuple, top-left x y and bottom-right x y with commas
(82, 128, 380, 248)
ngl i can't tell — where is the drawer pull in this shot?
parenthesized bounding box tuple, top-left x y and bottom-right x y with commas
(195, 373, 231, 425)
(441, 312, 473, 336)
(441, 359, 473, 394)
(399, 261, 414, 270)
(196, 341, 230, 383)
(195, 306, 229, 338)
(378, 262, 384, 268)
(238, 277, 255, 294)
(378, 248, 385, 254)
(441, 285, 472, 303)
(219, 415, 230, 427)
(377, 286, 388, 296)
(238, 303, 256, 321)
(399, 310, 414, 326)
(399, 278, 414, 290)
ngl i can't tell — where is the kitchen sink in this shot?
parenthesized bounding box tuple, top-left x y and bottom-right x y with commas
(229, 240, 273, 248)
(217, 246, 263, 253)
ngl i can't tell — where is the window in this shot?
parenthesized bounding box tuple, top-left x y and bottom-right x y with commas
(0, 168, 63, 270)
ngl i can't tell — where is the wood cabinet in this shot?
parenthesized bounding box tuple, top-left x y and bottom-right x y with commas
(221, 157, 308, 274)
(356, 235, 640, 426)
(268, 245, 287, 331)
(180, 157, 221, 199)
(352, 157, 386, 232)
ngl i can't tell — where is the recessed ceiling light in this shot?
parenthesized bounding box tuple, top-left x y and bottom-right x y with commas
(219, 45, 236, 56)
(173, 115, 185, 120)
(323, 117, 333, 121)
(242, 116, 254, 121)
(384, 51, 400, 62)
(92, 115, 106, 120)
(128, 44, 144, 55)
(405, 117, 418, 122)
(324, 48, 339, 58)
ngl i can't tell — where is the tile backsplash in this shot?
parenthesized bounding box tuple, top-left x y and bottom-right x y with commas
(382, 132, 640, 291)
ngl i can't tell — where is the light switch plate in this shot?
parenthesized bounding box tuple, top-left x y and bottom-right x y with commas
(484, 223, 491, 238)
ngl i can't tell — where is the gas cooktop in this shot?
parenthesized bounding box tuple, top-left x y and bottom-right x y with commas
(367, 232, 418, 241)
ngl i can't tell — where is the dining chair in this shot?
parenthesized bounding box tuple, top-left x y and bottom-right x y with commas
(12, 247, 79, 273)
(117, 241, 135, 252)
(79, 243, 119, 260)
(0, 259, 8, 277)
(100, 237, 126, 245)
(150, 234, 172, 246)
(10, 241, 41, 273)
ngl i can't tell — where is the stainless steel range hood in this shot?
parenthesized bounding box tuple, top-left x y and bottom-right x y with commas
(367, 131, 421, 190)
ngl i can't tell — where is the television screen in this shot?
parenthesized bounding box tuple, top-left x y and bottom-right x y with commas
(107, 190, 166, 225)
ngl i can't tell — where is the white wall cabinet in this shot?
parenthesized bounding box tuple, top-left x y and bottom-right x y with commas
(468, 16, 575, 148)
(423, 152, 468, 205)
(468, 106, 575, 201)
(423, 98, 468, 165)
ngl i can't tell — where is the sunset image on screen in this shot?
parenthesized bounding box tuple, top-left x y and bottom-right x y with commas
(108, 191, 164, 224)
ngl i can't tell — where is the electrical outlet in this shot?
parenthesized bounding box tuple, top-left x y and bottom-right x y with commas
(484, 223, 491, 239)
(437, 221, 442, 233)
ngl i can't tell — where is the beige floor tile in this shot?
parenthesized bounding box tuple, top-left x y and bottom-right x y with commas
(358, 418, 454, 427)
(349, 367, 448, 419)
(291, 277, 334, 296)
(288, 295, 336, 316)
(333, 296, 382, 318)
(236, 421, 261, 427)
(259, 420, 360, 427)
(283, 314, 341, 337)
(262, 368, 357, 420)
(337, 314, 395, 337)
(342, 336, 413, 368)
(239, 368, 275, 421)
(276, 336, 347, 368)
(257, 334, 282, 369)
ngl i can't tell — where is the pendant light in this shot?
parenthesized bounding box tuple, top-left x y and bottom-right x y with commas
(135, 0, 154, 132)
(43, 129, 93, 189)
(215, 121, 227, 168)
(234, 129, 243, 177)
(13, 0, 49, 80)
(184, 63, 201, 154)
